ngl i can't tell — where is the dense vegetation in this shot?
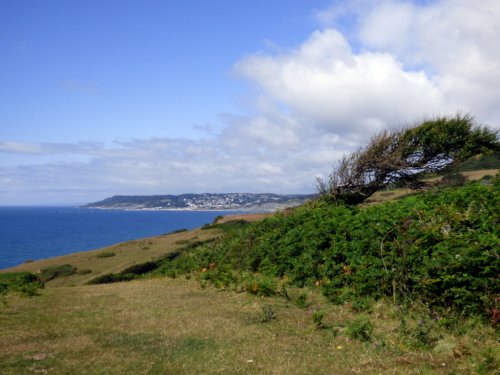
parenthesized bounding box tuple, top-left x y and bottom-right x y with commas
(0, 272, 44, 298)
(154, 176, 499, 323)
(317, 115, 499, 204)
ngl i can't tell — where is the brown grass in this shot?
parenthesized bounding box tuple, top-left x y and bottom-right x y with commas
(1, 228, 222, 287)
(1, 278, 497, 374)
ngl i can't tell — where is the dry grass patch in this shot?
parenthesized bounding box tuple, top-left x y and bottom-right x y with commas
(1, 228, 222, 287)
(1, 278, 497, 374)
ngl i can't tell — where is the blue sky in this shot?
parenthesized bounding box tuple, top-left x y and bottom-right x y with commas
(1, 1, 327, 143)
(1, 0, 499, 205)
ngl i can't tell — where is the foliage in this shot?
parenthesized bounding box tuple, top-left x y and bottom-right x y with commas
(443, 152, 500, 173)
(295, 292, 309, 309)
(154, 177, 499, 321)
(261, 305, 276, 322)
(39, 264, 77, 282)
(96, 252, 116, 258)
(87, 262, 158, 285)
(201, 219, 250, 231)
(439, 172, 467, 187)
(76, 269, 92, 275)
(0, 272, 44, 297)
(120, 262, 159, 275)
(86, 273, 135, 285)
(346, 317, 374, 342)
(317, 115, 499, 204)
(86, 237, 219, 285)
(312, 310, 326, 329)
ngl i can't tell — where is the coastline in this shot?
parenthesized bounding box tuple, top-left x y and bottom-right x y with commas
(0, 210, 274, 279)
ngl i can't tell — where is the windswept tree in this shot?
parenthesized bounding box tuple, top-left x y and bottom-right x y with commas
(317, 115, 499, 205)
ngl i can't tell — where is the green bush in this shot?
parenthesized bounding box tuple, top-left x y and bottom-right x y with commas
(261, 305, 276, 322)
(346, 317, 374, 342)
(312, 310, 326, 329)
(295, 292, 309, 309)
(76, 269, 92, 275)
(96, 252, 115, 258)
(39, 264, 77, 282)
(0, 272, 44, 297)
(86, 273, 135, 285)
(150, 178, 499, 320)
(120, 262, 158, 275)
(241, 273, 277, 296)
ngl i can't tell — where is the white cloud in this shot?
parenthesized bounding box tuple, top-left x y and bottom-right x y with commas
(0, 141, 104, 155)
(234, 28, 445, 137)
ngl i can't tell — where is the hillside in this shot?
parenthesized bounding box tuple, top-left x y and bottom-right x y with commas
(1, 170, 498, 374)
(83, 193, 315, 210)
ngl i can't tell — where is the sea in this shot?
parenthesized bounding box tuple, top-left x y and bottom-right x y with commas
(0, 207, 245, 270)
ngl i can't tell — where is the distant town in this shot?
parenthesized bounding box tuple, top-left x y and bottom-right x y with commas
(83, 193, 316, 211)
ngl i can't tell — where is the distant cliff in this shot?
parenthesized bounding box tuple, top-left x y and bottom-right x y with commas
(83, 193, 316, 210)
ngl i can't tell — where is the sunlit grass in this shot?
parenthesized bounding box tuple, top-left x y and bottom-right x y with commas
(1, 278, 497, 374)
(1, 227, 223, 287)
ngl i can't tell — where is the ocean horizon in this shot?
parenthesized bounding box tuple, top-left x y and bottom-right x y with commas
(0, 206, 245, 270)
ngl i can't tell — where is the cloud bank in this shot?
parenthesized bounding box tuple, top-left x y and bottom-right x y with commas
(2, 0, 499, 204)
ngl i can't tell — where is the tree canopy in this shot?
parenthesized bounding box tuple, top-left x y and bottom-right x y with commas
(317, 115, 499, 205)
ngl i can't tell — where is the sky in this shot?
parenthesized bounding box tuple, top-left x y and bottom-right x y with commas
(1, 0, 499, 205)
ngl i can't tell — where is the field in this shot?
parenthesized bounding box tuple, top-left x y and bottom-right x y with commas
(2, 278, 498, 374)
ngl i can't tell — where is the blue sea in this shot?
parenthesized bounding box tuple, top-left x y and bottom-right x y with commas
(0, 207, 244, 270)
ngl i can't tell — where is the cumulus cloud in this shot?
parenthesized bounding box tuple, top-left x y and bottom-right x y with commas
(316, 0, 500, 125)
(234, 29, 445, 137)
(1, 0, 499, 204)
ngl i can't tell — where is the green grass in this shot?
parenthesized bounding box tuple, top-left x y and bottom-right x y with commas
(1, 278, 498, 374)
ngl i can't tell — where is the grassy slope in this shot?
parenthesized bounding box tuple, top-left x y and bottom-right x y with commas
(0, 168, 498, 374)
(1, 228, 223, 287)
(2, 169, 495, 287)
(2, 278, 498, 374)
(363, 168, 498, 205)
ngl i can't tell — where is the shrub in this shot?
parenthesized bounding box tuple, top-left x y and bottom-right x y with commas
(96, 252, 115, 258)
(0, 272, 44, 297)
(76, 269, 92, 275)
(86, 273, 134, 285)
(145, 177, 499, 320)
(317, 115, 499, 205)
(312, 310, 326, 329)
(350, 297, 374, 313)
(261, 305, 276, 322)
(295, 292, 309, 309)
(39, 264, 77, 282)
(120, 262, 158, 275)
(241, 273, 277, 296)
(440, 172, 467, 187)
(346, 317, 374, 342)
